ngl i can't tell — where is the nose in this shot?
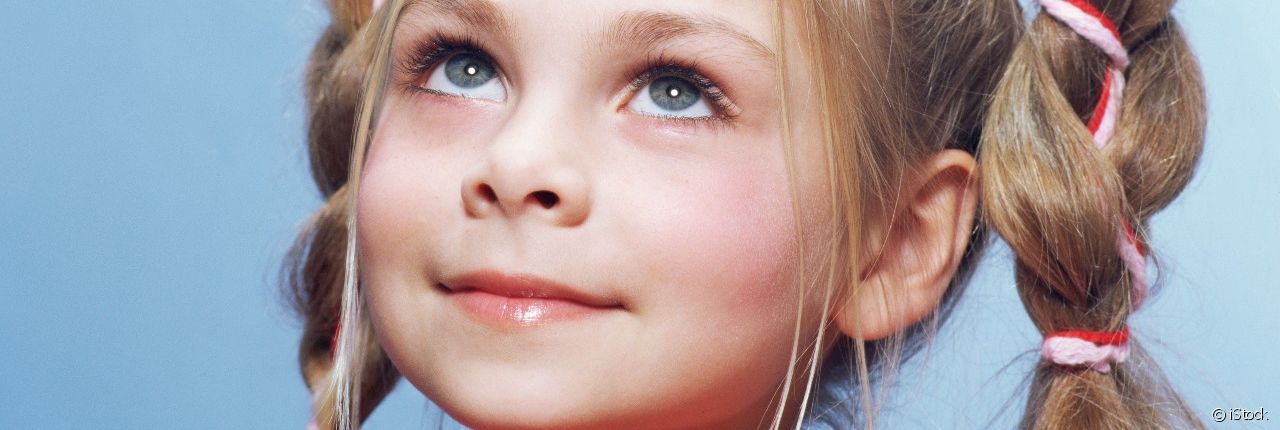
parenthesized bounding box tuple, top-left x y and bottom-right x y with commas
(460, 127, 591, 227)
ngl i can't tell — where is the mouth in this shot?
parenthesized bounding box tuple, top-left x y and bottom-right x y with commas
(439, 270, 625, 327)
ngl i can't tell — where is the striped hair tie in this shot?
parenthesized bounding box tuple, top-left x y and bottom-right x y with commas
(1042, 328, 1131, 373)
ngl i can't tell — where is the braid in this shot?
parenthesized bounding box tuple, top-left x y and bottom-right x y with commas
(304, 3, 365, 197)
(286, 1, 401, 428)
(979, 0, 1205, 428)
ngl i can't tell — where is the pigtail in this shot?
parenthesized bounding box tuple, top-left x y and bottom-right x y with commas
(285, 0, 401, 428)
(978, 0, 1205, 428)
(285, 186, 399, 428)
(304, 1, 370, 197)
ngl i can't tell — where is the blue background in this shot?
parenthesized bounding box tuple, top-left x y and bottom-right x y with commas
(2, 1, 1275, 428)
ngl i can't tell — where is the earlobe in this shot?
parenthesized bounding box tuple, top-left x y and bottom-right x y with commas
(834, 149, 979, 340)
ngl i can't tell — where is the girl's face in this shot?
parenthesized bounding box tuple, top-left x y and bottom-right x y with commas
(358, 0, 831, 427)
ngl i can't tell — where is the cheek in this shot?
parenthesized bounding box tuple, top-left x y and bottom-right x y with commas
(356, 97, 497, 281)
(609, 125, 799, 315)
(609, 147, 812, 415)
(355, 138, 442, 280)
(657, 167, 795, 302)
(618, 145, 802, 336)
(355, 107, 484, 383)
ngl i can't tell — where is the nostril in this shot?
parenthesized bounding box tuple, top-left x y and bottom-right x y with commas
(477, 184, 498, 202)
(530, 190, 559, 209)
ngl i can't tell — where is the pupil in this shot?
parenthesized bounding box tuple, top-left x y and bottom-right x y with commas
(445, 53, 494, 88)
(649, 77, 700, 111)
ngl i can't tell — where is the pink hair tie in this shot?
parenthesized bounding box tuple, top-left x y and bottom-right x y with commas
(1041, 328, 1131, 373)
(1038, 0, 1149, 311)
(372, 0, 384, 10)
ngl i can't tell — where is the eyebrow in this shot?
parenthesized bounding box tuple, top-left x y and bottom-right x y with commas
(605, 10, 777, 64)
(401, 0, 775, 65)
(401, 0, 513, 40)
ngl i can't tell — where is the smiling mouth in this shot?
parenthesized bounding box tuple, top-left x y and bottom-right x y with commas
(438, 271, 624, 327)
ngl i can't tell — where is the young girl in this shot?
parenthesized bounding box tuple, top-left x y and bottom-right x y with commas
(285, 0, 1206, 428)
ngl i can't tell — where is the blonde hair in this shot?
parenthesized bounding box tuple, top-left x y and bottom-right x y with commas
(283, 0, 1206, 428)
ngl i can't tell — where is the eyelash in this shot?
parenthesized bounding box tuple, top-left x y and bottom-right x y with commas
(396, 33, 494, 96)
(396, 32, 741, 124)
(623, 54, 741, 124)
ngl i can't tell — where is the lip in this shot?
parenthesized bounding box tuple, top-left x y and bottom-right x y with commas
(440, 271, 624, 327)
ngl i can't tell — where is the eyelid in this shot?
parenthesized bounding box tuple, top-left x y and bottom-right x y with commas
(625, 63, 742, 120)
(398, 34, 453, 77)
(397, 33, 508, 97)
(398, 32, 741, 122)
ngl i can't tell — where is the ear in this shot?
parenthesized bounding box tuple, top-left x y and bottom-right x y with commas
(833, 149, 978, 340)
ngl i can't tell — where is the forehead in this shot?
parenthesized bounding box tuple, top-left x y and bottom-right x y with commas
(398, 0, 776, 61)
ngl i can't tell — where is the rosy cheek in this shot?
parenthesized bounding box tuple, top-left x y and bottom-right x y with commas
(356, 98, 495, 276)
(606, 115, 798, 316)
(609, 147, 802, 407)
(628, 155, 798, 315)
(698, 172, 792, 299)
(355, 139, 430, 275)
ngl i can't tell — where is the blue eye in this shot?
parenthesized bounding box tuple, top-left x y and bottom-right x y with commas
(420, 52, 506, 101)
(627, 75, 714, 118)
(649, 77, 700, 111)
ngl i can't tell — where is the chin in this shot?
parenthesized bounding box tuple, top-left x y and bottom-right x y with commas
(420, 372, 755, 430)
(447, 410, 610, 430)
(414, 368, 631, 430)
(433, 391, 627, 430)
